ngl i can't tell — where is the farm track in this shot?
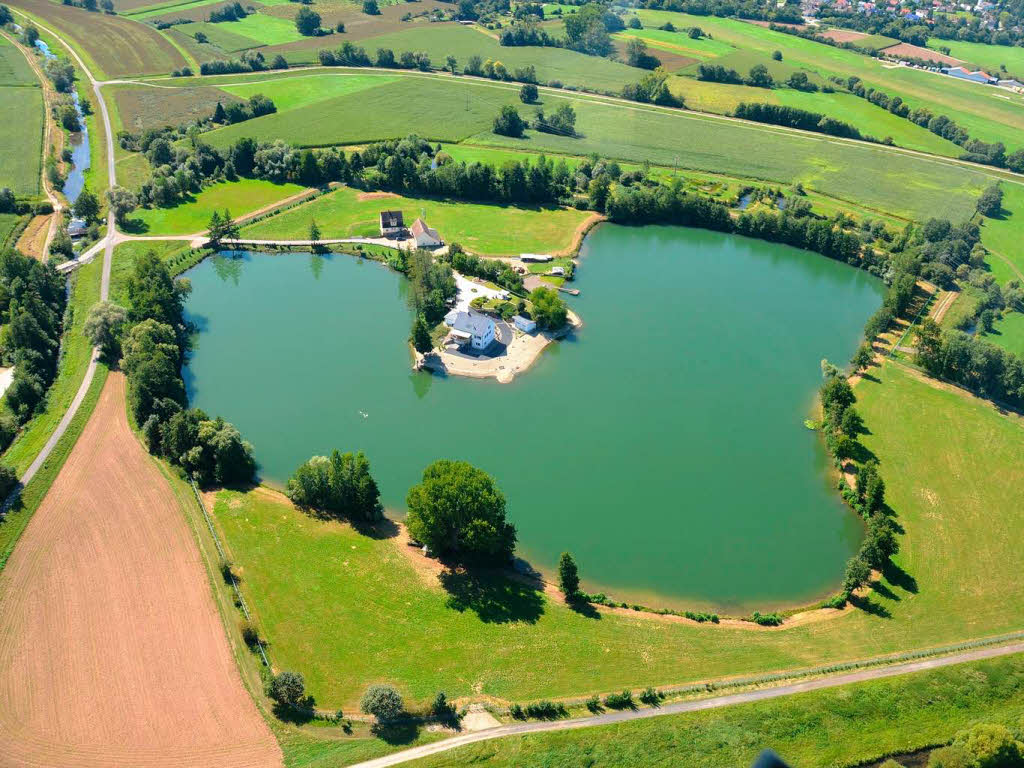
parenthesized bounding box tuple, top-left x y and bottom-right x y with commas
(0, 374, 283, 768)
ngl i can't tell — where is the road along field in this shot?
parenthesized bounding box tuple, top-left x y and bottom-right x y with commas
(0, 374, 282, 768)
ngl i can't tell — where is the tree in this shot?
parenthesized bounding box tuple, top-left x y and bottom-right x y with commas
(286, 450, 382, 520)
(295, 6, 321, 35)
(976, 184, 1003, 217)
(362, 0, 379, 13)
(360, 684, 403, 721)
(519, 83, 538, 103)
(528, 287, 567, 330)
(0, 464, 17, 502)
(445, 55, 457, 74)
(772, 49, 783, 60)
(106, 185, 137, 225)
(411, 313, 433, 354)
(83, 301, 127, 361)
(746, 64, 774, 88)
(73, 187, 100, 222)
(309, 219, 322, 249)
(557, 551, 580, 600)
(952, 723, 1024, 768)
(207, 209, 239, 248)
(405, 459, 516, 563)
(213, 101, 227, 122)
(842, 555, 871, 594)
(850, 342, 873, 372)
(269, 671, 307, 709)
(431, 691, 455, 721)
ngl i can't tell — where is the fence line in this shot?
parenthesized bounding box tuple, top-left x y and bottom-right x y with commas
(188, 478, 271, 670)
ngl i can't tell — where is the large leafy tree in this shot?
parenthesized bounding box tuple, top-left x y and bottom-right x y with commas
(406, 460, 516, 564)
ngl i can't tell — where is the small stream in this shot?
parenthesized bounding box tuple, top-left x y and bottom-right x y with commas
(34, 39, 90, 207)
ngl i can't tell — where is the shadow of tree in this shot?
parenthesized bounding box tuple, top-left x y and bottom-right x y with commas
(371, 720, 421, 745)
(883, 560, 919, 594)
(567, 599, 602, 620)
(439, 568, 545, 624)
(849, 593, 893, 619)
(870, 579, 899, 602)
(272, 701, 316, 725)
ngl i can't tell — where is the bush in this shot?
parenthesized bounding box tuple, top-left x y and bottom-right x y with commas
(269, 671, 307, 709)
(585, 694, 602, 712)
(509, 703, 525, 719)
(0, 464, 17, 501)
(603, 690, 634, 709)
(639, 687, 661, 706)
(523, 700, 568, 719)
(750, 611, 783, 626)
(239, 620, 260, 647)
(492, 105, 526, 137)
(361, 683, 404, 722)
(431, 691, 456, 720)
(519, 83, 538, 103)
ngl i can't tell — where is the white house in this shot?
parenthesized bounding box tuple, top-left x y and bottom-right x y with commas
(411, 218, 442, 248)
(379, 210, 405, 238)
(513, 314, 537, 333)
(550, 266, 566, 276)
(445, 310, 495, 351)
(520, 253, 552, 263)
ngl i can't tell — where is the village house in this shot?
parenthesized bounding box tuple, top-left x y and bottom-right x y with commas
(513, 314, 537, 333)
(379, 210, 405, 238)
(444, 310, 496, 351)
(411, 218, 442, 248)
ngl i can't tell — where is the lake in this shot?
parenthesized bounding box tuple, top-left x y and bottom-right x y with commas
(184, 224, 884, 612)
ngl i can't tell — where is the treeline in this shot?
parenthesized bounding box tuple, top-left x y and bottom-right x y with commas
(699, 62, 821, 92)
(838, 77, 1022, 171)
(208, 0, 246, 22)
(286, 450, 382, 521)
(118, 252, 257, 485)
(733, 103, 863, 140)
(622, 70, 682, 106)
(817, 11, 1024, 48)
(0, 249, 67, 451)
(639, 0, 803, 24)
(318, 42, 431, 71)
(915, 319, 1024, 408)
(818, 371, 900, 604)
(199, 50, 288, 76)
(443, 247, 524, 293)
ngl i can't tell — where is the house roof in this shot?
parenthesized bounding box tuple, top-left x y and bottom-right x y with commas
(379, 210, 404, 228)
(411, 218, 439, 240)
(448, 311, 494, 338)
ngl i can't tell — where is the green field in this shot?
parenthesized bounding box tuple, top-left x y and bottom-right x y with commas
(183, 71, 998, 221)
(982, 311, 1024, 359)
(127, 178, 305, 234)
(219, 72, 391, 112)
(634, 9, 1024, 149)
(205, 361, 1024, 710)
(0, 86, 43, 197)
(11, 0, 188, 78)
(0, 35, 35, 86)
(854, 33, 902, 51)
(172, 15, 305, 51)
(927, 37, 1024, 77)
(123, 0, 244, 20)
(111, 82, 243, 132)
(408, 653, 1024, 768)
(240, 184, 594, 255)
(980, 183, 1024, 286)
(613, 27, 736, 61)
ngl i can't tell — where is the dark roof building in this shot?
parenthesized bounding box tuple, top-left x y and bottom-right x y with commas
(379, 210, 405, 234)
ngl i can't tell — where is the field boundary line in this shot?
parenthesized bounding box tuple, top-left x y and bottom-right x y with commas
(188, 479, 271, 670)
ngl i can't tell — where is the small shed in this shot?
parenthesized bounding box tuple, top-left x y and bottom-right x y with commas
(411, 218, 442, 248)
(550, 266, 566, 276)
(513, 314, 537, 333)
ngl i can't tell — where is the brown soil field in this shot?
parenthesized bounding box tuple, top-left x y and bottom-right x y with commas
(881, 42, 963, 66)
(10, 0, 187, 77)
(614, 38, 696, 73)
(113, 84, 242, 133)
(819, 28, 870, 43)
(0, 374, 282, 768)
(14, 214, 50, 259)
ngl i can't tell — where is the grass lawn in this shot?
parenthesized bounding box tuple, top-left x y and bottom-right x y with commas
(927, 37, 1024, 78)
(613, 27, 735, 61)
(240, 185, 594, 255)
(205, 12, 306, 46)
(856, 33, 903, 50)
(0, 35, 35, 86)
(982, 311, 1024, 359)
(219, 72, 391, 112)
(408, 654, 1024, 767)
(172, 21, 266, 52)
(110, 239, 190, 304)
(634, 9, 1024, 149)
(127, 178, 306, 235)
(980, 183, 1024, 285)
(206, 362, 1024, 710)
(0, 214, 22, 247)
(0, 86, 43, 197)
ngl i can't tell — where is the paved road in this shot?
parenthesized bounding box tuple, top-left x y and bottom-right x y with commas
(350, 641, 1024, 768)
(6, 12, 117, 493)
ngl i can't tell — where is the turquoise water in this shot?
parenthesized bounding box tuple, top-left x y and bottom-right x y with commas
(184, 224, 884, 611)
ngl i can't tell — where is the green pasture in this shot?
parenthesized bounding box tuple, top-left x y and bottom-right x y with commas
(127, 178, 305, 234)
(927, 37, 1024, 77)
(240, 184, 593, 254)
(0, 35, 35, 86)
(173, 15, 302, 51)
(635, 9, 1024, 149)
(123, 0, 228, 20)
(980, 183, 1024, 285)
(982, 311, 1024, 359)
(0, 86, 43, 197)
(409, 654, 1024, 768)
(219, 72, 390, 112)
(206, 361, 1024, 709)
(852, 33, 901, 51)
(299, 23, 642, 93)
(680, 47, 825, 85)
(613, 27, 735, 61)
(0, 214, 22, 247)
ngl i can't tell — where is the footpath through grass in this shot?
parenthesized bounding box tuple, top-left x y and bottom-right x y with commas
(407, 653, 1024, 767)
(241, 184, 594, 255)
(207, 362, 1024, 711)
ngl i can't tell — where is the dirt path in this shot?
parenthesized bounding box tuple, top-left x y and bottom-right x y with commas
(929, 290, 959, 324)
(349, 641, 1024, 768)
(0, 375, 282, 767)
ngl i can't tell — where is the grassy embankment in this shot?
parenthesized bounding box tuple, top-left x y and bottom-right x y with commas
(979, 182, 1024, 286)
(0, 35, 44, 197)
(0, 258, 107, 568)
(632, 9, 1024, 149)
(240, 185, 594, 255)
(406, 652, 1024, 767)
(203, 361, 1024, 712)
(159, 72, 999, 221)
